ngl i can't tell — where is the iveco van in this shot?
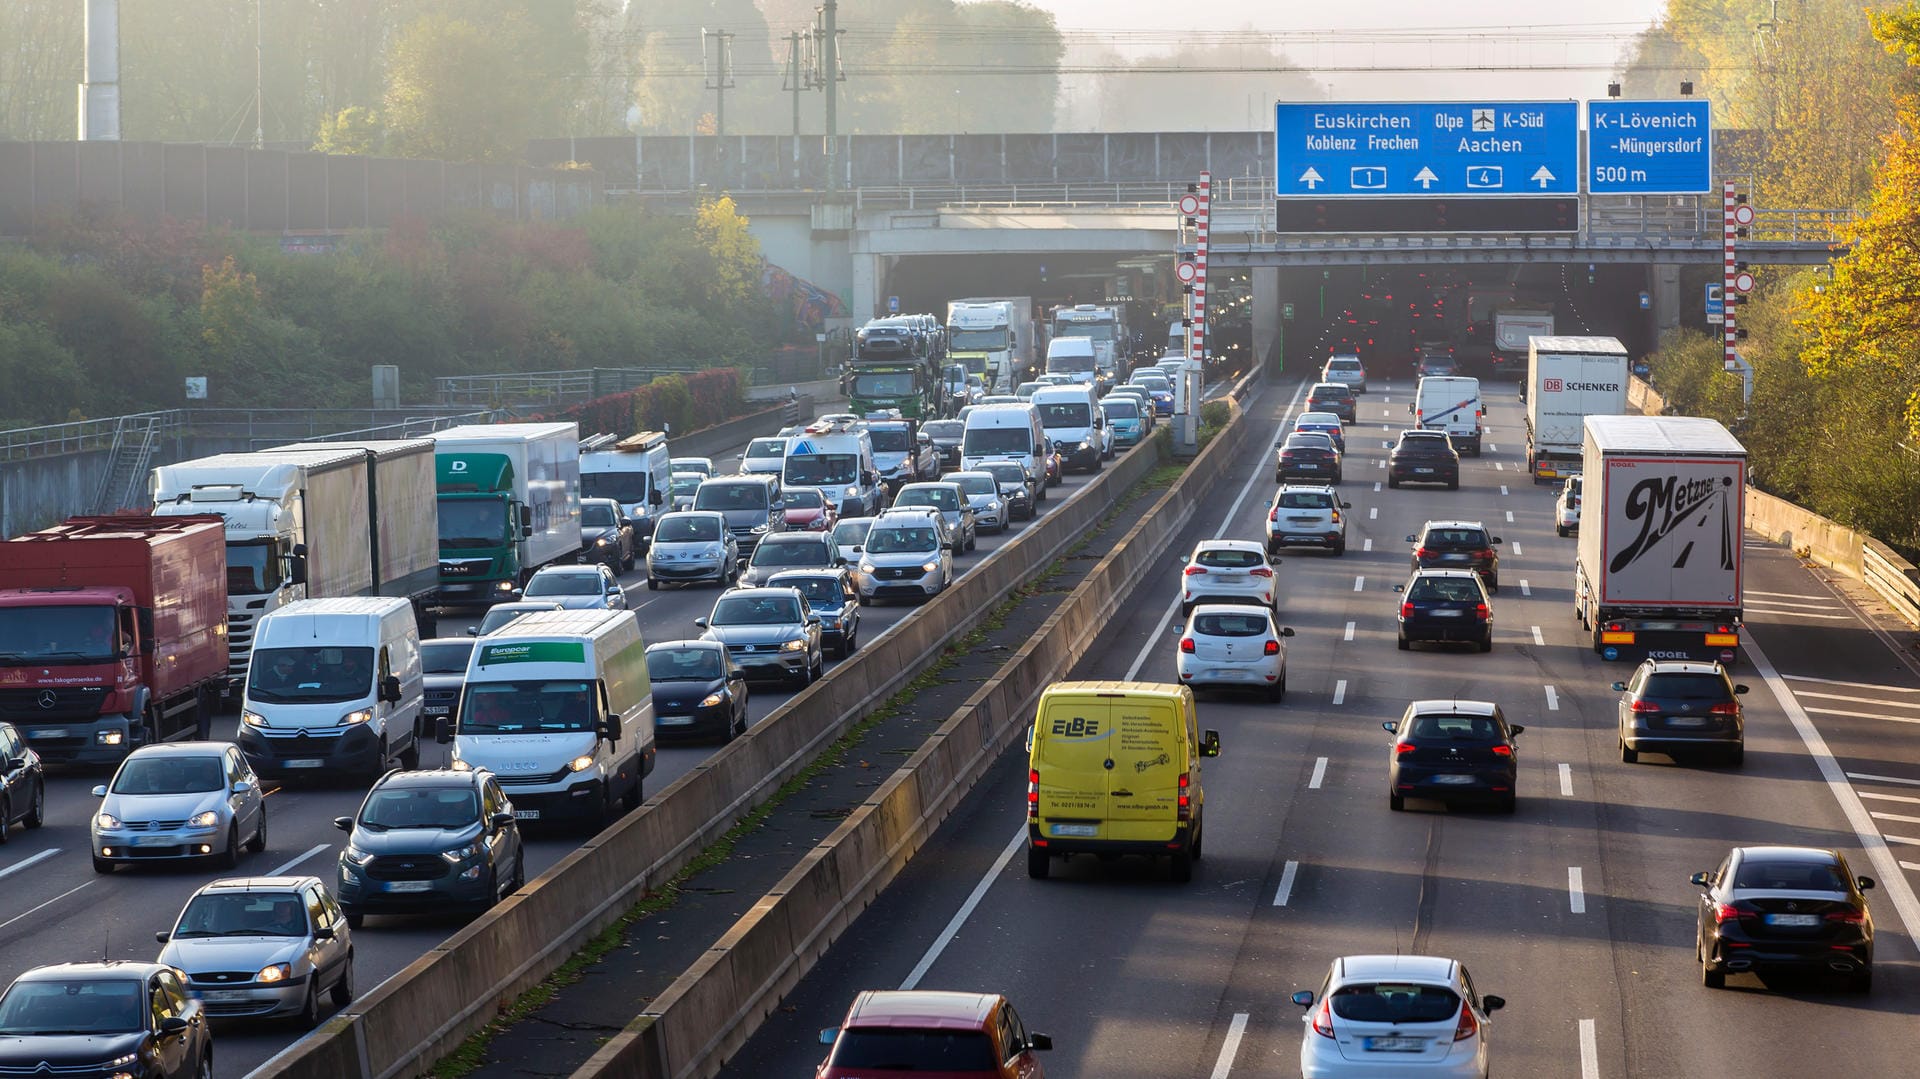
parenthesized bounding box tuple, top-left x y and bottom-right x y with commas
(239, 597, 425, 779)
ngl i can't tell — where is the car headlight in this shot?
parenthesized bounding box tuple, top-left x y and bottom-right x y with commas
(699, 692, 725, 708)
(567, 753, 597, 773)
(441, 842, 482, 863)
(751, 524, 770, 534)
(708, 544, 726, 557)
(188, 810, 220, 828)
(844, 485, 860, 497)
(921, 561, 940, 573)
(594, 537, 609, 547)
(342, 845, 373, 866)
(341, 708, 373, 725)
(449, 756, 473, 772)
(241, 710, 269, 728)
(255, 963, 291, 984)
(859, 561, 876, 573)
(94, 812, 122, 830)
(781, 638, 809, 652)
(494, 580, 515, 592)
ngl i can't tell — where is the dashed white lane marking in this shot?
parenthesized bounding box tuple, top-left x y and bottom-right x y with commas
(1273, 861, 1300, 907)
(1746, 606, 1853, 621)
(1871, 811, 1920, 826)
(1578, 1019, 1600, 1079)
(1545, 685, 1559, 710)
(1344, 621, 1356, 641)
(1363, 538, 1373, 552)
(1520, 579, 1532, 596)
(1805, 708, 1920, 725)
(1506, 510, 1514, 522)
(1369, 507, 1378, 520)
(1851, 772, 1920, 786)
(1512, 542, 1523, 556)
(1488, 442, 1498, 452)
(1887, 833, 1920, 846)
(0, 849, 60, 882)
(1559, 763, 1574, 796)
(1748, 588, 1828, 599)
(1862, 791, 1920, 805)
(1500, 485, 1509, 496)
(268, 843, 331, 877)
(1376, 459, 1385, 469)
(1309, 758, 1328, 789)
(1568, 867, 1587, 913)
(1743, 596, 1843, 611)
(1373, 481, 1382, 492)
(1332, 680, 1348, 705)
(899, 828, 1026, 990)
(1531, 625, 1545, 646)
(1353, 576, 1365, 592)
(0, 881, 92, 933)
(1208, 1013, 1250, 1079)
(1805, 676, 1920, 693)
(1902, 861, 1920, 872)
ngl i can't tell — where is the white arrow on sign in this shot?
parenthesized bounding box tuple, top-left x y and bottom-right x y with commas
(1299, 167, 1324, 190)
(1530, 166, 1556, 188)
(1413, 167, 1439, 190)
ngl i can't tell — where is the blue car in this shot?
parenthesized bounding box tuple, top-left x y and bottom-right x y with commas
(1129, 377, 1176, 415)
(765, 568, 862, 659)
(1099, 397, 1148, 447)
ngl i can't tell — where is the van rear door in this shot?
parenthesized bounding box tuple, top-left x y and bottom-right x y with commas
(1031, 696, 1115, 839)
(1102, 696, 1185, 842)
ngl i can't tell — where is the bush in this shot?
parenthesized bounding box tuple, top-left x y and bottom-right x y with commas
(543, 367, 749, 439)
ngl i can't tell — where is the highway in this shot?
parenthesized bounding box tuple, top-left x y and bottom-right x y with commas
(723, 375, 1920, 1078)
(0, 423, 1120, 1076)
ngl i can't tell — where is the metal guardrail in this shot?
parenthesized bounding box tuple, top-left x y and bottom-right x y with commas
(0, 411, 183, 462)
(434, 366, 701, 408)
(253, 410, 505, 449)
(1862, 542, 1920, 629)
(0, 407, 498, 462)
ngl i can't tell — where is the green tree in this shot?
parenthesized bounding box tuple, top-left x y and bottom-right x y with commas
(384, 13, 536, 162)
(313, 106, 385, 154)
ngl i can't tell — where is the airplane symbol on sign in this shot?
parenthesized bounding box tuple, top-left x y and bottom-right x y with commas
(1472, 108, 1496, 131)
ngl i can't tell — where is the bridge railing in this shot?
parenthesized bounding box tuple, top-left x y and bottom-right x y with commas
(433, 366, 703, 408)
(0, 411, 185, 462)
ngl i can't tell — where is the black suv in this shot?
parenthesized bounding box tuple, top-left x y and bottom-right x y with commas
(1304, 381, 1358, 423)
(1385, 700, 1523, 813)
(1614, 660, 1748, 766)
(1387, 430, 1460, 489)
(1394, 569, 1493, 652)
(0, 962, 211, 1079)
(1275, 432, 1342, 484)
(920, 419, 964, 474)
(333, 768, 525, 926)
(1408, 520, 1501, 591)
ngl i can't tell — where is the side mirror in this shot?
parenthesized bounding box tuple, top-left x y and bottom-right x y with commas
(435, 715, 453, 744)
(1491, 537, 1503, 544)
(650, 489, 664, 506)
(1734, 684, 1749, 695)
(1610, 681, 1628, 692)
(1280, 627, 1295, 637)
(312, 925, 334, 940)
(1405, 534, 1417, 543)
(289, 555, 309, 587)
(231, 779, 253, 794)
(467, 626, 480, 636)
(519, 505, 533, 530)
(160, 1016, 190, 1036)
(1027, 1033, 1053, 1052)
(1392, 584, 1405, 594)
(509, 587, 524, 599)
(155, 930, 170, 943)
(333, 816, 354, 831)
(1483, 995, 1506, 1013)
(1383, 721, 1398, 733)
(92, 784, 108, 798)
(1202, 729, 1221, 757)
(1510, 725, 1525, 736)
(819, 1029, 839, 1046)
(1688, 871, 1711, 887)
(522, 525, 534, 539)
(1291, 990, 1315, 1009)
(1858, 876, 1876, 891)
(490, 811, 516, 830)
(852, 545, 863, 553)
(381, 675, 402, 703)
(602, 715, 623, 742)
(1341, 502, 1352, 509)
(694, 617, 708, 628)
(5, 756, 23, 772)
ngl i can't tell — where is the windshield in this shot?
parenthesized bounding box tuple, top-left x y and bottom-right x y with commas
(657, 515, 723, 542)
(711, 594, 803, 625)
(833, 520, 873, 546)
(948, 328, 1008, 351)
(922, 421, 962, 440)
(1037, 402, 1091, 429)
(866, 527, 938, 554)
(647, 648, 723, 682)
(477, 606, 549, 635)
(0, 606, 121, 665)
(581, 503, 618, 528)
(983, 464, 1027, 486)
(963, 428, 1031, 455)
(1279, 491, 1335, 509)
(786, 455, 857, 486)
(670, 476, 702, 498)
(1046, 354, 1095, 375)
(896, 488, 956, 512)
(827, 1029, 996, 1070)
(111, 754, 224, 795)
(751, 541, 830, 567)
(694, 484, 767, 512)
(438, 498, 509, 549)
(1130, 376, 1170, 391)
(953, 475, 996, 496)
(173, 892, 306, 938)
(776, 577, 844, 607)
(525, 571, 604, 597)
(745, 439, 786, 459)
(1732, 860, 1848, 890)
(358, 786, 480, 829)
(581, 473, 647, 503)
(0, 980, 143, 1036)
(853, 372, 916, 397)
(1329, 984, 1462, 1024)
(868, 429, 909, 452)
(672, 459, 712, 476)
(784, 489, 825, 509)
(226, 539, 282, 596)
(420, 639, 475, 674)
(459, 680, 597, 733)
(246, 646, 375, 704)
(1101, 399, 1139, 419)
(1053, 322, 1116, 342)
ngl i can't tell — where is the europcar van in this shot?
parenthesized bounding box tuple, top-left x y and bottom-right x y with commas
(444, 609, 655, 827)
(1411, 375, 1485, 456)
(1025, 681, 1219, 882)
(960, 403, 1048, 499)
(239, 597, 425, 778)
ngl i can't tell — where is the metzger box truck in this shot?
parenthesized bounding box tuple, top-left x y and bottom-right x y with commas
(0, 516, 229, 764)
(431, 423, 583, 609)
(1525, 336, 1629, 483)
(1575, 415, 1746, 666)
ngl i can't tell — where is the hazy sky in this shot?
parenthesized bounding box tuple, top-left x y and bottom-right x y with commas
(1029, 1, 1674, 104)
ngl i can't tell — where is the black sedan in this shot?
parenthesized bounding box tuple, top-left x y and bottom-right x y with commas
(1385, 699, 1522, 813)
(1305, 381, 1358, 422)
(0, 721, 46, 842)
(1387, 429, 1460, 489)
(1614, 659, 1747, 766)
(1692, 845, 1875, 991)
(920, 419, 964, 474)
(647, 641, 749, 743)
(1274, 432, 1342, 484)
(1394, 568, 1492, 652)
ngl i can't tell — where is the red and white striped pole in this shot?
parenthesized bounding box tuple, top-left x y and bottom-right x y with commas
(1722, 181, 1738, 371)
(1191, 171, 1211, 366)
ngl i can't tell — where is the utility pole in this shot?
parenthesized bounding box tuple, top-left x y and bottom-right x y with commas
(822, 0, 839, 192)
(785, 32, 804, 138)
(703, 28, 734, 140)
(254, 0, 265, 148)
(78, 0, 121, 140)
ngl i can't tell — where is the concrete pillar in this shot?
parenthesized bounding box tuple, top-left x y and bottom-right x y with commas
(850, 253, 883, 322)
(1650, 263, 1682, 332)
(1251, 266, 1282, 377)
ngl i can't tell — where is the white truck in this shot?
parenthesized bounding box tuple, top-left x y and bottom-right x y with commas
(1491, 304, 1556, 379)
(946, 299, 1033, 393)
(430, 422, 583, 610)
(149, 439, 441, 692)
(1575, 415, 1746, 667)
(1049, 303, 1125, 384)
(1524, 336, 1630, 484)
(580, 430, 671, 551)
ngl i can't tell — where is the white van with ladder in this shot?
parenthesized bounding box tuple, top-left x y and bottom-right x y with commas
(1411, 376, 1485, 457)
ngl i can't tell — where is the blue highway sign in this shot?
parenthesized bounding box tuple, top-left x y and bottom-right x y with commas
(1275, 101, 1578, 197)
(1586, 99, 1712, 194)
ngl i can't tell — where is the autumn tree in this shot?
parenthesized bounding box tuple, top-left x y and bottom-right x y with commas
(0, 1, 79, 139)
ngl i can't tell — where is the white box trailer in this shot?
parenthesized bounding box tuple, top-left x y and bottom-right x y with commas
(1575, 415, 1746, 666)
(1525, 336, 1630, 483)
(278, 440, 442, 609)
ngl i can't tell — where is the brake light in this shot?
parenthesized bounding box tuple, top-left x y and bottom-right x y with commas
(1263, 639, 1280, 655)
(1713, 901, 1756, 925)
(1707, 701, 1740, 715)
(1415, 546, 1433, 559)
(1400, 602, 1414, 619)
(1475, 548, 1494, 561)
(1474, 603, 1490, 620)
(1269, 506, 1280, 522)
(1180, 637, 1195, 653)
(1027, 769, 1039, 817)
(1396, 743, 1418, 756)
(1176, 772, 1191, 820)
(1311, 999, 1335, 1039)
(1825, 908, 1867, 925)
(1184, 565, 1208, 576)
(1250, 566, 1273, 578)
(1630, 699, 1662, 713)
(1453, 1003, 1479, 1043)
(1490, 744, 1513, 757)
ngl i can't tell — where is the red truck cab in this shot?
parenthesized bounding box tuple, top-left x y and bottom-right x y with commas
(0, 516, 229, 766)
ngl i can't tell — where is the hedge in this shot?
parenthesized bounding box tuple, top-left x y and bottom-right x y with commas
(534, 367, 746, 439)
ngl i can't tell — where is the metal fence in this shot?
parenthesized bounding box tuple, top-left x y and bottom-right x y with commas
(0, 407, 499, 461)
(433, 367, 703, 408)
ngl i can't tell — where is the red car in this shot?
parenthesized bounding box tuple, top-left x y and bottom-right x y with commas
(782, 487, 838, 532)
(817, 990, 1052, 1078)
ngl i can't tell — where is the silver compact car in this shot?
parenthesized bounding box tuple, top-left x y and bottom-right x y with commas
(92, 742, 266, 873)
(1267, 485, 1349, 556)
(854, 512, 954, 605)
(646, 511, 740, 590)
(1177, 604, 1294, 702)
(891, 482, 977, 553)
(1292, 955, 1503, 1079)
(832, 516, 876, 564)
(521, 564, 626, 611)
(156, 875, 354, 1026)
(696, 587, 825, 687)
(946, 470, 1008, 534)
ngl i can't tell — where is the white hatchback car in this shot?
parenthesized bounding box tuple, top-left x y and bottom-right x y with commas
(1267, 486, 1350, 556)
(1176, 604, 1294, 702)
(1179, 539, 1277, 615)
(1292, 955, 1504, 1079)
(1555, 474, 1582, 537)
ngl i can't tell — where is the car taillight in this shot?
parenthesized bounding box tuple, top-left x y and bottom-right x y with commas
(1712, 901, 1756, 924)
(1399, 602, 1414, 618)
(1490, 744, 1513, 757)
(1311, 999, 1335, 1039)
(1395, 743, 1418, 756)
(1475, 548, 1494, 560)
(1825, 908, 1867, 925)
(1263, 639, 1280, 655)
(1250, 567, 1273, 578)
(1474, 603, 1490, 619)
(1630, 699, 1662, 713)
(1184, 565, 1208, 576)
(1027, 768, 1039, 817)
(1176, 772, 1191, 820)
(1330, 510, 1341, 523)
(1709, 701, 1740, 715)
(1453, 1004, 1479, 1043)
(1270, 506, 1280, 521)
(1280, 451, 1296, 461)
(1180, 637, 1195, 653)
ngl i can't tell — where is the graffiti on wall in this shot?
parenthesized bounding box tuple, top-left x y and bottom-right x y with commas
(762, 261, 849, 334)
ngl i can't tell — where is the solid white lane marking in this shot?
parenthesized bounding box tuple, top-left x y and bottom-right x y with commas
(1744, 606, 1852, 621)
(1363, 538, 1373, 552)
(1511, 542, 1523, 556)
(0, 881, 92, 933)
(1208, 1013, 1250, 1079)
(1309, 758, 1328, 789)
(1531, 625, 1545, 646)
(1500, 485, 1509, 496)
(1748, 588, 1828, 599)
(1369, 507, 1378, 520)
(1861, 792, 1920, 805)
(1545, 685, 1559, 711)
(1568, 867, 1586, 913)
(1578, 1019, 1599, 1079)
(1332, 680, 1347, 705)
(1344, 621, 1355, 641)
(899, 828, 1026, 990)
(1794, 689, 1920, 709)
(1506, 510, 1514, 523)
(0, 849, 60, 883)
(268, 843, 331, 877)
(1739, 596, 1840, 611)
(1851, 772, 1920, 786)
(1273, 860, 1301, 906)
(1871, 811, 1920, 826)
(1353, 576, 1365, 592)
(1746, 633, 1920, 955)
(1559, 763, 1574, 796)
(1803, 676, 1920, 693)
(1520, 579, 1532, 596)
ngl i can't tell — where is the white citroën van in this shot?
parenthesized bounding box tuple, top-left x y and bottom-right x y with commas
(239, 597, 425, 779)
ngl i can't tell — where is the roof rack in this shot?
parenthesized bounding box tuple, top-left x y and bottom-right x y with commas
(614, 431, 668, 452)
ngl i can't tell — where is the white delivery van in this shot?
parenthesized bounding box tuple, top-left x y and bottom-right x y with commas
(1411, 376, 1486, 456)
(446, 608, 655, 826)
(1044, 337, 1098, 387)
(238, 597, 425, 779)
(960, 403, 1049, 500)
(580, 431, 671, 549)
(1030, 384, 1107, 473)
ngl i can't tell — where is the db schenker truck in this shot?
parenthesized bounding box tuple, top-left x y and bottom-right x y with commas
(0, 516, 229, 765)
(1575, 415, 1746, 666)
(431, 423, 583, 609)
(1524, 336, 1629, 484)
(151, 440, 441, 691)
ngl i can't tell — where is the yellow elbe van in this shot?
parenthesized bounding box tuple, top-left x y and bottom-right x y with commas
(1025, 681, 1219, 882)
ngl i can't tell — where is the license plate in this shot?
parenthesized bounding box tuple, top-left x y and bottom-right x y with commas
(1664, 716, 1708, 727)
(284, 759, 324, 769)
(1766, 913, 1821, 927)
(423, 706, 450, 716)
(386, 880, 433, 893)
(1414, 467, 1434, 474)
(1441, 553, 1470, 561)
(1287, 517, 1318, 525)
(199, 989, 250, 1003)
(1284, 535, 1319, 543)
(1295, 464, 1321, 470)
(1365, 1037, 1425, 1052)
(513, 809, 541, 820)
(1433, 775, 1476, 785)
(132, 835, 177, 847)
(656, 715, 694, 726)
(1051, 823, 1098, 837)
(1430, 609, 1464, 618)
(27, 729, 67, 740)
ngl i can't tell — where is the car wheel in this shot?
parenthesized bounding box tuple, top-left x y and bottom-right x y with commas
(1727, 744, 1745, 768)
(1620, 741, 1639, 764)
(1026, 846, 1050, 880)
(844, 626, 859, 655)
(398, 740, 420, 771)
(344, 912, 364, 929)
(1498, 793, 1517, 814)
(1447, 478, 1460, 490)
(331, 953, 355, 1007)
(0, 797, 9, 844)
(1388, 477, 1400, 489)
(1180, 601, 1193, 618)
(1389, 792, 1405, 812)
(966, 533, 977, 553)
(646, 576, 659, 591)
(510, 852, 527, 893)
(1332, 540, 1346, 556)
(1275, 470, 1284, 483)
(1397, 633, 1410, 651)
(1479, 633, 1493, 653)
(1557, 526, 1569, 538)
(216, 824, 239, 869)
(298, 976, 323, 1029)
(247, 805, 267, 853)
(1266, 680, 1284, 704)
(196, 1051, 212, 1079)
(1488, 579, 1499, 594)
(1701, 954, 1725, 989)
(92, 855, 115, 874)
(621, 552, 635, 573)
(858, 594, 872, 607)
(25, 780, 44, 829)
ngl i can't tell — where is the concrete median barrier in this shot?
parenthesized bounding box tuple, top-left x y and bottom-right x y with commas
(571, 385, 1261, 1078)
